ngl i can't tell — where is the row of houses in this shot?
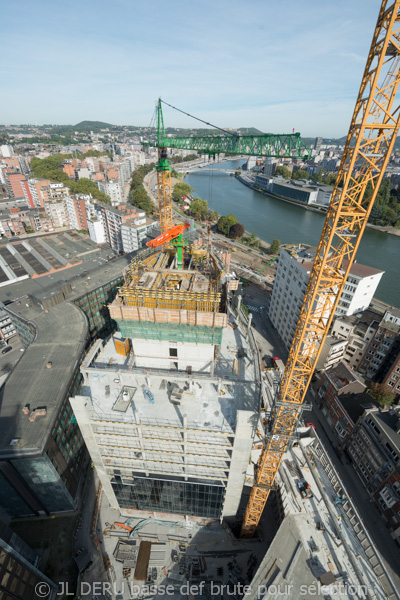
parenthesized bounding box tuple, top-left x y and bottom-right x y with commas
(312, 362, 400, 538)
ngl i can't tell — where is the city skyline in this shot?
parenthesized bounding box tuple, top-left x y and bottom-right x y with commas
(2, 0, 381, 137)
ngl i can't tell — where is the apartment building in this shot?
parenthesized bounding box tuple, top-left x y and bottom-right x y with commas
(6, 173, 27, 199)
(346, 406, 400, 541)
(315, 335, 347, 371)
(65, 195, 89, 231)
(98, 204, 143, 253)
(269, 245, 384, 349)
(358, 317, 400, 381)
(23, 178, 51, 209)
(331, 309, 381, 371)
(98, 180, 123, 206)
(120, 216, 157, 253)
(45, 202, 69, 228)
(316, 361, 368, 443)
(71, 246, 259, 523)
(88, 216, 106, 244)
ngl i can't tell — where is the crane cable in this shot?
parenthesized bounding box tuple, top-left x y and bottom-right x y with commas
(160, 99, 236, 137)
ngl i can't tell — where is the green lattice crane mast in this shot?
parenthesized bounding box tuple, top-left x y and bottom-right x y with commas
(154, 98, 310, 234)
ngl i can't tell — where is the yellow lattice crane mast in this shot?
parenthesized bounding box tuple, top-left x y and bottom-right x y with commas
(241, 0, 400, 537)
(156, 99, 173, 233)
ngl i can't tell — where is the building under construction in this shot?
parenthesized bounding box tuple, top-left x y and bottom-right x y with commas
(71, 240, 261, 523)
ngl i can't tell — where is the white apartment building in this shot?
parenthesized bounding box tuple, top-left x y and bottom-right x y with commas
(121, 216, 157, 253)
(97, 204, 141, 253)
(49, 182, 69, 201)
(98, 180, 123, 206)
(88, 217, 106, 244)
(269, 245, 384, 350)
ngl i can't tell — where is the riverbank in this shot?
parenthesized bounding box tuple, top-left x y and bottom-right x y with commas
(235, 172, 400, 238)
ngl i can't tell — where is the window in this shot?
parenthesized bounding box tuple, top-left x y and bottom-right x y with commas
(169, 348, 178, 358)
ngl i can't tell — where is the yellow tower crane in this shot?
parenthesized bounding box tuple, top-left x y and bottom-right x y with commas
(241, 0, 400, 537)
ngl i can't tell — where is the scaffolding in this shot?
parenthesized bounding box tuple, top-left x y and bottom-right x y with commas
(109, 248, 227, 335)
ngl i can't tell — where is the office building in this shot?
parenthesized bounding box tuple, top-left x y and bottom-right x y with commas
(71, 245, 259, 523)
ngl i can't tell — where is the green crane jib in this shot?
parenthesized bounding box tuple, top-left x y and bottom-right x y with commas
(155, 98, 310, 160)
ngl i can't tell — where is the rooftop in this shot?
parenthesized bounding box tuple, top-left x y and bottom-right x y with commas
(337, 391, 377, 423)
(325, 361, 364, 391)
(0, 302, 88, 454)
(80, 324, 259, 433)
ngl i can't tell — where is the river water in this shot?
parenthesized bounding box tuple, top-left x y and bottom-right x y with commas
(185, 159, 399, 307)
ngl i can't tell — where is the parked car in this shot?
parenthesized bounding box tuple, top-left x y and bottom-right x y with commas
(2, 347, 12, 354)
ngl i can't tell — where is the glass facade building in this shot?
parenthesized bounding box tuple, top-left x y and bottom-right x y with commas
(112, 475, 225, 519)
(73, 276, 123, 339)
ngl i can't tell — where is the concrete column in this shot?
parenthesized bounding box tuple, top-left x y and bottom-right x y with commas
(183, 415, 188, 481)
(247, 313, 253, 339)
(237, 294, 242, 314)
(210, 360, 215, 377)
(217, 379, 222, 394)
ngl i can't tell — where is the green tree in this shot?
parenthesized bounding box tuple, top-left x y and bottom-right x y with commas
(209, 210, 219, 221)
(291, 169, 309, 180)
(173, 182, 192, 202)
(275, 166, 291, 179)
(369, 383, 395, 407)
(217, 216, 229, 235)
(130, 185, 153, 214)
(324, 173, 337, 186)
(310, 171, 323, 183)
(229, 222, 245, 239)
(270, 238, 281, 255)
(190, 198, 208, 220)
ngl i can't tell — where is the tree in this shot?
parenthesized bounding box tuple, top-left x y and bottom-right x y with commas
(209, 210, 219, 221)
(229, 222, 245, 239)
(291, 169, 309, 180)
(190, 198, 208, 220)
(173, 182, 192, 202)
(270, 238, 281, 255)
(217, 213, 238, 236)
(369, 383, 395, 407)
(217, 216, 229, 235)
(130, 185, 153, 214)
(275, 166, 291, 179)
(310, 171, 323, 183)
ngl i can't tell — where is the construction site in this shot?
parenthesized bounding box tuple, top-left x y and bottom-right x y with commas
(69, 3, 400, 598)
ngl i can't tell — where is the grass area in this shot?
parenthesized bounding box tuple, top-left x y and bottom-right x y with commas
(11, 515, 79, 586)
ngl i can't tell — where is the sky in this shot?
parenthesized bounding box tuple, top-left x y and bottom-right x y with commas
(0, 0, 383, 137)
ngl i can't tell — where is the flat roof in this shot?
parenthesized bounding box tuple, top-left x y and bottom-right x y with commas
(80, 324, 258, 433)
(0, 302, 88, 454)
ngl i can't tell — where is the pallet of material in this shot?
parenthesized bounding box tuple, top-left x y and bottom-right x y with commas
(134, 541, 152, 581)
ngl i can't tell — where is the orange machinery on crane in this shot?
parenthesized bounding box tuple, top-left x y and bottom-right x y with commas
(241, 0, 400, 536)
(146, 223, 189, 248)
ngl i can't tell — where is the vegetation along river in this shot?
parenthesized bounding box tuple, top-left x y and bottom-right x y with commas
(185, 159, 400, 308)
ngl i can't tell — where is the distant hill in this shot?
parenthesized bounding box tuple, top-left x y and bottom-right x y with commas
(237, 127, 263, 135)
(74, 120, 113, 130)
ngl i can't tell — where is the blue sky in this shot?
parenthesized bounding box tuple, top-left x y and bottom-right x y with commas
(1, 0, 382, 137)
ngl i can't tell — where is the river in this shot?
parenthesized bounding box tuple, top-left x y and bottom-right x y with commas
(185, 159, 399, 308)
